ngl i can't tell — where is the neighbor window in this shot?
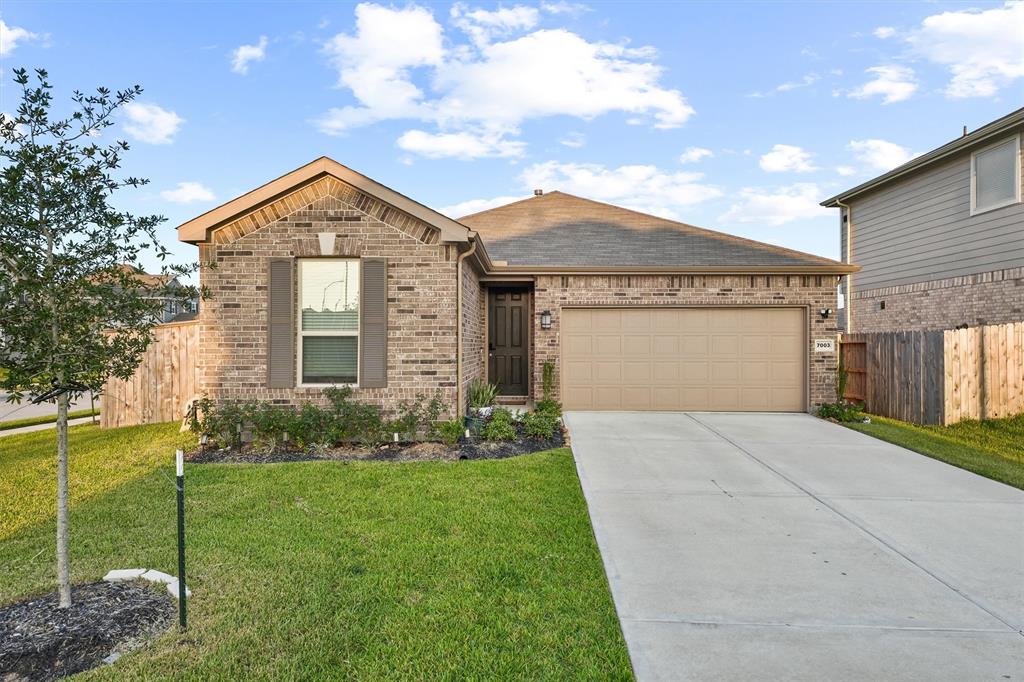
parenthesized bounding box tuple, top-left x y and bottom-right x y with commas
(298, 259, 359, 385)
(971, 135, 1021, 215)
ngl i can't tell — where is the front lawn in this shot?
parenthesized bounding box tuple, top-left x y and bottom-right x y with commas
(845, 413, 1024, 490)
(0, 423, 631, 680)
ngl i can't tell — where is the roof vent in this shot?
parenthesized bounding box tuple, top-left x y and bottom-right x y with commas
(533, 189, 543, 196)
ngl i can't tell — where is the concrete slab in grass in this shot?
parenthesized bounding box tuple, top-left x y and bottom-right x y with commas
(103, 568, 147, 582)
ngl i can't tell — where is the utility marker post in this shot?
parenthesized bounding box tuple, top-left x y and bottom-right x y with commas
(175, 449, 187, 631)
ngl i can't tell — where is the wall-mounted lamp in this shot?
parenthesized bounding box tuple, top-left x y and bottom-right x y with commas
(819, 308, 833, 320)
(539, 309, 552, 330)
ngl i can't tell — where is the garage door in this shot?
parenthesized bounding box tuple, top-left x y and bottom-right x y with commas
(561, 307, 805, 411)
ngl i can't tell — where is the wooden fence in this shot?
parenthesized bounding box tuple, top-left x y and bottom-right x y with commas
(100, 320, 199, 428)
(840, 321, 1024, 425)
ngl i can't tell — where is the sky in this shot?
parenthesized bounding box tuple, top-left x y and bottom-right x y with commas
(1, 1, 1022, 277)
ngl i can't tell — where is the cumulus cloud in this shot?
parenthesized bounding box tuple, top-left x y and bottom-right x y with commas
(836, 165, 857, 177)
(679, 146, 712, 164)
(759, 144, 817, 173)
(315, 3, 693, 156)
(123, 102, 184, 145)
(231, 36, 268, 74)
(439, 194, 527, 217)
(719, 183, 831, 226)
(396, 129, 525, 159)
(848, 65, 917, 104)
(0, 18, 38, 56)
(160, 182, 216, 204)
(873, 26, 896, 39)
(848, 138, 916, 172)
(907, 1, 1024, 98)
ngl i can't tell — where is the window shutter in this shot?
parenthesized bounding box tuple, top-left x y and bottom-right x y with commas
(360, 257, 388, 388)
(267, 258, 295, 388)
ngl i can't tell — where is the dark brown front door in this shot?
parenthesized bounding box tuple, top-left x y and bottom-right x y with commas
(488, 288, 529, 395)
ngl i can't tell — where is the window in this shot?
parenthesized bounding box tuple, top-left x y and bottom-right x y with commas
(971, 135, 1021, 215)
(298, 259, 359, 385)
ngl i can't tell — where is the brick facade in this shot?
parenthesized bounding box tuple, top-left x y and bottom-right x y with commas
(531, 274, 840, 409)
(851, 267, 1024, 332)
(197, 188, 462, 417)
(460, 260, 486, 413)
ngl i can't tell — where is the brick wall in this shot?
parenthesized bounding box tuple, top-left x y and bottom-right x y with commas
(852, 267, 1024, 332)
(532, 273, 840, 409)
(197, 190, 461, 417)
(460, 259, 486, 414)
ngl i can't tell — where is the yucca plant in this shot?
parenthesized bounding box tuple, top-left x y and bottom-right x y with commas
(468, 378, 499, 410)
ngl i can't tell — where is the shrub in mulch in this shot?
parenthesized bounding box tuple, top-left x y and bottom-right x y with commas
(0, 581, 174, 681)
(187, 423, 566, 464)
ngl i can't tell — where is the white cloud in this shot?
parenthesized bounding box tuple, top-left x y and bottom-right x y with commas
(848, 138, 916, 172)
(160, 182, 216, 204)
(679, 146, 712, 164)
(560, 131, 586, 148)
(0, 18, 38, 56)
(123, 102, 184, 145)
(316, 3, 693, 153)
(749, 72, 820, 98)
(836, 165, 857, 177)
(451, 3, 538, 47)
(848, 65, 917, 104)
(520, 160, 721, 218)
(873, 26, 896, 39)
(396, 129, 524, 159)
(439, 194, 525, 217)
(907, 1, 1024, 98)
(540, 1, 589, 15)
(231, 36, 268, 74)
(759, 144, 817, 173)
(719, 183, 831, 226)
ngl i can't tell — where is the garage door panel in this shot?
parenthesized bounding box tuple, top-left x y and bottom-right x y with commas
(562, 308, 805, 412)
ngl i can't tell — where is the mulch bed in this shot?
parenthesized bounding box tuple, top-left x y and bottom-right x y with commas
(0, 581, 174, 681)
(187, 425, 566, 464)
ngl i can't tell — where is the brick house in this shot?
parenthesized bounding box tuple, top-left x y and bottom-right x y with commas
(177, 157, 855, 417)
(823, 107, 1024, 333)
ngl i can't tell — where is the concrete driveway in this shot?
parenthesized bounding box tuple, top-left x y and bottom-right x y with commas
(566, 412, 1024, 681)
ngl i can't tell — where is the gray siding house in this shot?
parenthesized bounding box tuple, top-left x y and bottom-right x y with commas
(823, 108, 1024, 333)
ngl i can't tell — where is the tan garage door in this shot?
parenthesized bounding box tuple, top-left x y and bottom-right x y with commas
(561, 307, 805, 411)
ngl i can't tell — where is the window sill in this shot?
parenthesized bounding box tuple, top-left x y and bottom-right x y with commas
(970, 198, 1021, 217)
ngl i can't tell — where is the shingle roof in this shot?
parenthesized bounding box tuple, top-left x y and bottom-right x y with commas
(458, 191, 845, 269)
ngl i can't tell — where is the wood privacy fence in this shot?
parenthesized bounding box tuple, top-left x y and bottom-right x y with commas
(100, 320, 199, 428)
(841, 321, 1024, 425)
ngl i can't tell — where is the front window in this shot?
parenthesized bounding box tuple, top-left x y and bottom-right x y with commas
(298, 259, 359, 385)
(971, 135, 1020, 215)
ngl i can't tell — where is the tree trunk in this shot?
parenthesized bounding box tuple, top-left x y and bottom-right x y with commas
(56, 391, 71, 608)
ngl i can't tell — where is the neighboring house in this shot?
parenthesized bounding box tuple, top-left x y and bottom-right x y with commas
(117, 264, 198, 324)
(177, 157, 854, 416)
(823, 107, 1024, 333)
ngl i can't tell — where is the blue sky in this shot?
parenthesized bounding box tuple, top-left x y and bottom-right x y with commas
(1, 1, 1021, 276)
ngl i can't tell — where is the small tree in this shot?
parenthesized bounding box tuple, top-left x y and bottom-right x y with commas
(0, 69, 198, 607)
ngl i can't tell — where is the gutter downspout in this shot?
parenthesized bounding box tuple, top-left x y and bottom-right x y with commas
(836, 198, 853, 333)
(456, 237, 478, 418)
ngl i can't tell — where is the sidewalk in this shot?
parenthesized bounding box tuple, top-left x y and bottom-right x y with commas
(0, 416, 97, 438)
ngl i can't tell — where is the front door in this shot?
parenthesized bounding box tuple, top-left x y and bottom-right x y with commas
(488, 288, 530, 395)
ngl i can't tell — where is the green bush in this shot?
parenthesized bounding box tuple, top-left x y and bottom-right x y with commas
(395, 393, 445, 440)
(480, 408, 516, 441)
(535, 398, 562, 416)
(521, 410, 560, 440)
(468, 379, 499, 410)
(248, 401, 296, 451)
(434, 419, 465, 446)
(818, 401, 865, 423)
(196, 397, 245, 449)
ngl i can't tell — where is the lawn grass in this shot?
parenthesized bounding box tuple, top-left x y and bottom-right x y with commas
(846, 413, 1024, 490)
(0, 408, 100, 431)
(0, 423, 632, 680)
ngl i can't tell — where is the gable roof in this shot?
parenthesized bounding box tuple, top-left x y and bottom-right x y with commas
(822, 106, 1024, 207)
(459, 191, 853, 273)
(177, 157, 471, 244)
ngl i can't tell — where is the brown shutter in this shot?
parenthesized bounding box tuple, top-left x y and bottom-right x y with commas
(267, 258, 295, 388)
(360, 257, 388, 388)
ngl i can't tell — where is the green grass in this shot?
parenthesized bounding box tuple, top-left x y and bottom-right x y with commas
(846, 413, 1024, 490)
(0, 423, 631, 680)
(0, 408, 100, 431)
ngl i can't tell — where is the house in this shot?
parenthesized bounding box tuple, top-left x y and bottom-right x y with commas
(116, 264, 198, 324)
(177, 157, 855, 416)
(823, 107, 1024, 333)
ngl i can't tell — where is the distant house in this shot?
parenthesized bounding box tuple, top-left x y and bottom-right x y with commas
(823, 108, 1023, 333)
(117, 264, 197, 324)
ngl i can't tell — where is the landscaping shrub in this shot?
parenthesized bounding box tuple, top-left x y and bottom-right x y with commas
(434, 419, 465, 446)
(468, 379, 499, 410)
(395, 393, 445, 440)
(480, 408, 516, 441)
(521, 410, 560, 440)
(248, 401, 295, 451)
(818, 401, 865, 423)
(197, 398, 245, 449)
(535, 398, 562, 417)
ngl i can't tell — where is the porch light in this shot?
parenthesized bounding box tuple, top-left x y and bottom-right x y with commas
(820, 308, 833, 320)
(539, 310, 552, 330)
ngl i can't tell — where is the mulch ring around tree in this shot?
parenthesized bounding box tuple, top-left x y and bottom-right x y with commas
(0, 581, 175, 681)
(187, 425, 567, 464)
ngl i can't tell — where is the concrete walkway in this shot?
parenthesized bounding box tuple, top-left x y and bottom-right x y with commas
(0, 416, 96, 437)
(566, 411, 1024, 681)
